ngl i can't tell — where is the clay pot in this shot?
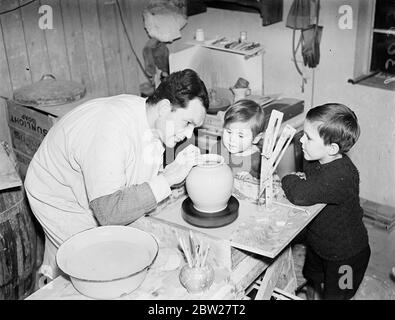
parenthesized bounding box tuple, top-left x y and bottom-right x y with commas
(230, 87, 251, 102)
(179, 263, 215, 294)
(186, 154, 233, 213)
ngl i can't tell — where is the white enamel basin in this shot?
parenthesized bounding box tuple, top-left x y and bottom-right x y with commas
(56, 226, 159, 299)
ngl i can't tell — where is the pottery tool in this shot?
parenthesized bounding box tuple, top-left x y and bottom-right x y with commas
(259, 110, 297, 209)
(259, 109, 283, 205)
(178, 232, 211, 268)
(261, 110, 283, 158)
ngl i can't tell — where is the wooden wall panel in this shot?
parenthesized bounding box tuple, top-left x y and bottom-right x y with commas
(0, 0, 32, 91)
(60, 0, 91, 91)
(41, 0, 71, 81)
(79, 0, 108, 97)
(126, 0, 150, 85)
(0, 0, 147, 133)
(20, 0, 51, 83)
(0, 26, 12, 98)
(97, 0, 124, 95)
(116, 0, 140, 94)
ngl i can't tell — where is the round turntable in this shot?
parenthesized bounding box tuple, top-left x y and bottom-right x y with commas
(181, 196, 239, 228)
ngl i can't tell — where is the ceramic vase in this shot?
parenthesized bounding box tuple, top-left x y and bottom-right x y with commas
(186, 154, 233, 213)
(179, 263, 215, 294)
(230, 87, 251, 102)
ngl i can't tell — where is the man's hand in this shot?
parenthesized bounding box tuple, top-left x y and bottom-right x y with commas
(163, 159, 194, 186)
(175, 144, 201, 166)
(163, 145, 201, 186)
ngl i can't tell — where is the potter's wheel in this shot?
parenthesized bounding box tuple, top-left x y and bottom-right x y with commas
(181, 196, 239, 228)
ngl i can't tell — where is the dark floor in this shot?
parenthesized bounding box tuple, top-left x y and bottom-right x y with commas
(292, 221, 395, 300)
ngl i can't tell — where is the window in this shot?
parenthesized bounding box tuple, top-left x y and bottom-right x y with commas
(351, 0, 395, 90)
(371, 0, 395, 75)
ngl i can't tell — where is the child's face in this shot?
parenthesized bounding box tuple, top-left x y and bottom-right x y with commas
(222, 121, 254, 154)
(300, 120, 333, 164)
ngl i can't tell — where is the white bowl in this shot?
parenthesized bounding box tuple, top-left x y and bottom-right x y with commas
(56, 226, 159, 299)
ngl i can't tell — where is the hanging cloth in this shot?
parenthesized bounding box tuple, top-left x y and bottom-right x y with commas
(286, 0, 313, 30)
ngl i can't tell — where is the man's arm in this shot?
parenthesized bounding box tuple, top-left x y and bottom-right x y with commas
(89, 172, 172, 225)
(89, 182, 157, 226)
(89, 153, 201, 226)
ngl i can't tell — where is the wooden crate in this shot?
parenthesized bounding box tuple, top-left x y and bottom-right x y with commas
(5, 97, 88, 180)
(6, 100, 55, 178)
(9, 127, 42, 158)
(13, 150, 32, 181)
(361, 198, 395, 231)
(244, 247, 299, 300)
(6, 100, 55, 140)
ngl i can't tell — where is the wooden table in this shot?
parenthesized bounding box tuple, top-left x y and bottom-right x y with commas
(26, 194, 324, 300)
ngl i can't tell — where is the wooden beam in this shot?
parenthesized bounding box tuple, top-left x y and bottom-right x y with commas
(0, 0, 32, 91)
(97, 0, 124, 95)
(20, 0, 51, 82)
(79, 0, 108, 97)
(116, 0, 141, 95)
(60, 0, 91, 91)
(42, 0, 72, 81)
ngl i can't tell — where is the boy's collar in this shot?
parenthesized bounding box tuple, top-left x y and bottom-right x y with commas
(318, 153, 343, 165)
(232, 145, 260, 157)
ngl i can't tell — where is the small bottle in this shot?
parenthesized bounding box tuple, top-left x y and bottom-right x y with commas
(240, 31, 247, 42)
(195, 28, 205, 42)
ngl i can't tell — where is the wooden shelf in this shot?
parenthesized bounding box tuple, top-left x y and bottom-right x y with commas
(186, 38, 264, 58)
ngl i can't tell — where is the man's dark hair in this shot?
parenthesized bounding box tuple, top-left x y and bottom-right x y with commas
(306, 103, 360, 153)
(146, 69, 209, 110)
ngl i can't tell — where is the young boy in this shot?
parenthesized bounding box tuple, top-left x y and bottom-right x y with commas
(281, 103, 370, 300)
(211, 99, 266, 201)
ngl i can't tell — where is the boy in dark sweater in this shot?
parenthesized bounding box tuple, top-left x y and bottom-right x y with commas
(281, 103, 370, 300)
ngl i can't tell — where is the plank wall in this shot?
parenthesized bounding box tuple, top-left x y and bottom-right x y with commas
(0, 0, 150, 143)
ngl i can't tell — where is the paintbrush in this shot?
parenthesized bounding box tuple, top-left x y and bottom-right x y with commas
(178, 237, 193, 268)
(202, 244, 210, 267)
(189, 230, 197, 266)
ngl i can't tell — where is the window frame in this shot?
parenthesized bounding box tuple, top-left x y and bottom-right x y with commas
(351, 0, 395, 90)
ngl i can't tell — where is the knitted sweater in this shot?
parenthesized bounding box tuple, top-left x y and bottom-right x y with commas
(281, 155, 369, 261)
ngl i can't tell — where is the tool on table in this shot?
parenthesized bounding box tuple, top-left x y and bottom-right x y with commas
(259, 110, 297, 209)
(224, 41, 239, 49)
(178, 231, 210, 268)
(211, 37, 227, 45)
(384, 76, 395, 85)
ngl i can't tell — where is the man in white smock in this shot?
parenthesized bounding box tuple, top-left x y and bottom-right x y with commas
(24, 69, 209, 281)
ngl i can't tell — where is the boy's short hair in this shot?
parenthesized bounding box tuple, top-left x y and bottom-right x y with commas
(146, 69, 209, 110)
(223, 99, 265, 137)
(306, 103, 360, 153)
